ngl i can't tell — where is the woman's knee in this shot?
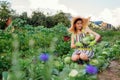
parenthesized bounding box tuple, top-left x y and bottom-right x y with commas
(80, 53, 88, 61)
(71, 55, 79, 61)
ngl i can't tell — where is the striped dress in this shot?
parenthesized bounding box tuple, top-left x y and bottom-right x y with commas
(72, 32, 94, 59)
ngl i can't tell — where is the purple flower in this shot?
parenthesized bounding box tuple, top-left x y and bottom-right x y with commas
(39, 53, 49, 62)
(86, 65, 98, 74)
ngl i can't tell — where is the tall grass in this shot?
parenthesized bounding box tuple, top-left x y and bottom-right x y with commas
(96, 30, 120, 42)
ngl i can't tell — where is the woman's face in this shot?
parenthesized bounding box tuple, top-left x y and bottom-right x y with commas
(75, 20, 83, 30)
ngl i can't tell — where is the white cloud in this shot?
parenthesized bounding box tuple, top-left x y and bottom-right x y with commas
(11, 0, 78, 16)
(90, 8, 120, 27)
(1, 0, 8, 1)
(29, 0, 78, 16)
(11, 0, 31, 15)
(10, 0, 120, 26)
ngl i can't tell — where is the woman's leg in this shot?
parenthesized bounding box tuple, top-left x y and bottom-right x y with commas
(71, 54, 80, 61)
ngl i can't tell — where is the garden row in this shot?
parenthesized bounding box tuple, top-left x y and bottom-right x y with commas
(0, 24, 120, 80)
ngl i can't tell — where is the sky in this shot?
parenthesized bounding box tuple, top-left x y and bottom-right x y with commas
(1, 0, 120, 26)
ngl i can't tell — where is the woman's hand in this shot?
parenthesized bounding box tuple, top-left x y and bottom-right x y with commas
(71, 44, 76, 49)
(85, 27, 101, 42)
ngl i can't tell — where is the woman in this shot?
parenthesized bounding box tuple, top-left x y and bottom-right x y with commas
(68, 17, 101, 63)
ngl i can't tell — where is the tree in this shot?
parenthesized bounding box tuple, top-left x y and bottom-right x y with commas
(29, 11, 46, 27)
(20, 12, 28, 20)
(53, 11, 70, 27)
(0, 1, 13, 29)
(46, 16, 55, 28)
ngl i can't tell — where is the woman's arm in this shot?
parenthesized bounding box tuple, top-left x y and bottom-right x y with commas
(86, 27, 101, 42)
(71, 34, 76, 49)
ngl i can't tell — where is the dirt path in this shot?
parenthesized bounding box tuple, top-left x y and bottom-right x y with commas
(98, 60, 120, 80)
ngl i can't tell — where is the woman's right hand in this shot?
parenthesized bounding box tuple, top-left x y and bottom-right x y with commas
(71, 43, 76, 48)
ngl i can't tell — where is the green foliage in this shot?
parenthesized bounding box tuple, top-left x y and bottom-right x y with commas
(0, 31, 12, 52)
(12, 18, 27, 28)
(29, 11, 46, 27)
(53, 12, 70, 27)
(11, 11, 71, 28)
(0, 1, 13, 29)
(96, 30, 120, 42)
(0, 23, 120, 80)
(46, 16, 55, 28)
(55, 41, 71, 56)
